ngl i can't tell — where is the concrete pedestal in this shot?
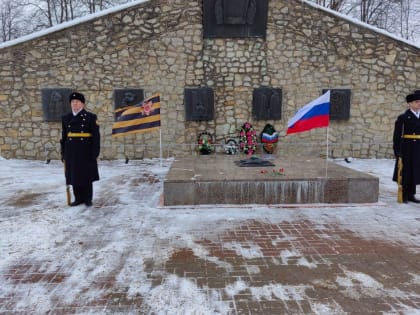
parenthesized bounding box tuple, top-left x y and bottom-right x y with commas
(163, 156, 379, 206)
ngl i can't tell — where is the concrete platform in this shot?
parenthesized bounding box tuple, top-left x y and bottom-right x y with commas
(163, 155, 379, 205)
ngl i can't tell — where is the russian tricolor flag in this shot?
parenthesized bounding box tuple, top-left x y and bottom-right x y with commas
(286, 90, 330, 135)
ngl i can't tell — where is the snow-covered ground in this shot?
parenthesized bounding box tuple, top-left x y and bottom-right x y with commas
(1, 157, 419, 314)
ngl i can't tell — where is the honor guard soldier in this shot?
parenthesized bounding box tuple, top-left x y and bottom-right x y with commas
(393, 90, 420, 203)
(60, 92, 100, 207)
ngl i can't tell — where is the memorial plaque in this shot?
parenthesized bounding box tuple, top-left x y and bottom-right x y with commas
(113, 89, 144, 109)
(185, 88, 214, 121)
(323, 89, 351, 120)
(113, 89, 144, 119)
(41, 88, 72, 121)
(203, 0, 268, 38)
(252, 88, 282, 120)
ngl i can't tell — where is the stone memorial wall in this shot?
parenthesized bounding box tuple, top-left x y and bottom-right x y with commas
(0, 0, 418, 160)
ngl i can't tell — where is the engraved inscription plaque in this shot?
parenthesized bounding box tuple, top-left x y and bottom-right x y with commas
(42, 88, 72, 121)
(215, 0, 256, 25)
(185, 88, 214, 121)
(113, 89, 144, 120)
(203, 0, 268, 38)
(252, 88, 282, 120)
(323, 89, 351, 120)
(113, 89, 144, 110)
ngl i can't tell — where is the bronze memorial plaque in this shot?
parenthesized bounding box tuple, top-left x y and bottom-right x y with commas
(203, 0, 268, 38)
(323, 89, 351, 121)
(41, 88, 72, 121)
(252, 88, 282, 120)
(185, 88, 214, 121)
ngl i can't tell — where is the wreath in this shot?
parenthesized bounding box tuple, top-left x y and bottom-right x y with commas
(239, 122, 258, 155)
(261, 123, 279, 154)
(197, 132, 214, 155)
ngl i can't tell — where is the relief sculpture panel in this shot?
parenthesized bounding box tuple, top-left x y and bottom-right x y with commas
(203, 0, 268, 38)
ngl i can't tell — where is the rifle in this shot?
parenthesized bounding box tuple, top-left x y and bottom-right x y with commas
(64, 160, 71, 205)
(397, 157, 403, 203)
(66, 185, 71, 206)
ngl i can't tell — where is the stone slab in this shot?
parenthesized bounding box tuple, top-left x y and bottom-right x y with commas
(163, 155, 379, 205)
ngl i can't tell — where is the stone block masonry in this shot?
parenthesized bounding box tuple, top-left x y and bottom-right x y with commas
(0, 0, 418, 160)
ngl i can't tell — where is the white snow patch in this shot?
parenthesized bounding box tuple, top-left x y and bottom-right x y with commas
(225, 279, 248, 297)
(144, 274, 230, 315)
(250, 284, 310, 301)
(297, 257, 317, 269)
(279, 249, 299, 265)
(312, 301, 346, 315)
(337, 269, 383, 289)
(246, 265, 261, 274)
(223, 242, 263, 259)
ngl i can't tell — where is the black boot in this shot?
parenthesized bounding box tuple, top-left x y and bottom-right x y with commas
(407, 195, 420, 203)
(70, 200, 84, 206)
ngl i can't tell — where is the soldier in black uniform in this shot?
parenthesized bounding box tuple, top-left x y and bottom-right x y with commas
(393, 90, 420, 203)
(60, 92, 100, 207)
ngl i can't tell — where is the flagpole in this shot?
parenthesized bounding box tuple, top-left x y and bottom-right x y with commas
(325, 126, 329, 178)
(159, 127, 163, 167)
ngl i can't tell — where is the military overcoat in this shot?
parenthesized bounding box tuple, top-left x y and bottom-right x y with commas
(61, 109, 100, 186)
(392, 109, 420, 186)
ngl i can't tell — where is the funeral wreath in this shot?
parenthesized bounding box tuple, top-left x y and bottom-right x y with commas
(239, 122, 258, 155)
(197, 132, 215, 154)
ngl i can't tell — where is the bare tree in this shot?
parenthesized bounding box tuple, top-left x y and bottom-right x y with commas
(309, 0, 420, 43)
(396, 0, 418, 40)
(358, 0, 387, 23)
(330, 0, 346, 11)
(0, 0, 24, 41)
(81, 0, 126, 14)
(314, 0, 346, 11)
(22, 0, 58, 29)
(2, 0, 419, 45)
